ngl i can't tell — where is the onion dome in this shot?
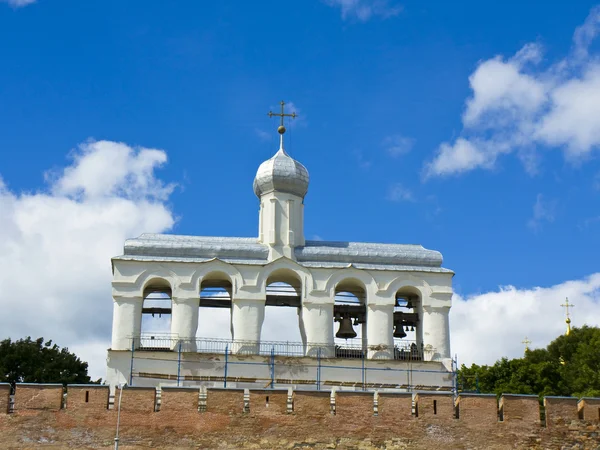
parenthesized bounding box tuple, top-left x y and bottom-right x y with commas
(253, 140, 309, 198)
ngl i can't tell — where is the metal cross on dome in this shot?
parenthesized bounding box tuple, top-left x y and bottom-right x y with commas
(521, 336, 531, 352)
(268, 100, 297, 135)
(561, 297, 575, 335)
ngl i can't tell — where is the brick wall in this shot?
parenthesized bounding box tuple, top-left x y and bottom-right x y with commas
(334, 391, 374, 417)
(160, 387, 199, 412)
(0, 383, 10, 414)
(249, 389, 288, 415)
(377, 392, 412, 421)
(456, 393, 497, 423)
(578, 398, 600, 422)
(544, 396, 578, 428)
(115, 386, 156, 413)
(499, 394, 540, 426)
(415, 393, 455, 419)
(66, 385, 109, 411)
(292, 390, 331, 416)
(206, 388, 244, 414)
(14, 383, 63, 411)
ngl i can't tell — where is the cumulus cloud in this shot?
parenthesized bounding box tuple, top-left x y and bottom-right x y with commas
(1, 0, 36, 7)
(324, 0, 401, 21)
(426, 6, 600, 178)
(0, 140, 176, 380)
(451, 273, 600, 366)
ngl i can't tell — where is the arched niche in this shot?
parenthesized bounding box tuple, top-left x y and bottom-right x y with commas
(140, 277, 173, 350)
(197, 271, 233, 340)
(261, 268, 303, 344)
(393, 285, 423, 362)
(333, 278, 367, 358)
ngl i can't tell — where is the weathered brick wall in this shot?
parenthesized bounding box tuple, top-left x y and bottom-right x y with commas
(544, 396, 578, 428)
(0, 383, 10, 414)
(206, 388, 244, 414)
(115, 386, 156, 413)
(500, 394, 540, 426)
(456, 393, 497, 424)
(14, 383, 63, 411)
(335, 391, 374, 417)
(292, 390, 330, 416)
(160, 387, 199, 412)
(66, 385, 109, 411)
(415, 393, 454, 419)
(579, 398, 600, 422)
(4, 387, 600, 448)
(249, 389, 288, 415)
(377, 392, 412, 421)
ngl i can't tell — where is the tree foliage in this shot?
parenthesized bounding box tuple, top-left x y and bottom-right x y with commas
(458, 326, 600, 398)
(0, 337, 93, 385)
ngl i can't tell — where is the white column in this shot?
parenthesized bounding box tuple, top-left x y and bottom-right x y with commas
(171, 296, 199, 352)
(231, 298, 265, 354)
(111, 296, 142, 351)
(366, 304, 394, 360)
(422, 305, 451, 361)
(301, 302, 334, 357)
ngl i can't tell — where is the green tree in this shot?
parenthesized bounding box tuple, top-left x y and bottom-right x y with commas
(457, 326, 600, 398)
(0, 337, 93, 385)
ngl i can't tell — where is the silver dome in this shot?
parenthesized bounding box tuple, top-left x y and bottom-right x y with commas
(253, 147, 309, 198)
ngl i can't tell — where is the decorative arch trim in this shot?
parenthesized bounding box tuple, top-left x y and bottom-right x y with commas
(256, 257, 314, 296)
(381, 275, 433, 299)
(324, 268, 377, 298)
(134, 268, 179, 298)
(190, 259, 244, 294)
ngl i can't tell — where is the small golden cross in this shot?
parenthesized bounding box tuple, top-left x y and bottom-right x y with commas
(268, 101, 297, 134)
(522, 336, 531, 352)
(560, 297, 574, 335)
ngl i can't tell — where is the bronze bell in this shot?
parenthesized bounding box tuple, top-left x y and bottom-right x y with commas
(335, 317, 357, 339)
(393, 323, 407, 338)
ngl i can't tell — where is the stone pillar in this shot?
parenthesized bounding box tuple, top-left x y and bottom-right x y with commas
(111, 296, 142, 351)
(301, 302, 334, 357)
(422, 305, 451, 361)
(231, 298, 265, 354)
(170, 296, 199, 352)
(366, 304, 394, 360)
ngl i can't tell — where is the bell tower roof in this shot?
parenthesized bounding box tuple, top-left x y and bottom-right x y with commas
(253, 101, 309, 198)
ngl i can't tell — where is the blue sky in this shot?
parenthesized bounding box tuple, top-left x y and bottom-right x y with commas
(1, 0, 600, 377)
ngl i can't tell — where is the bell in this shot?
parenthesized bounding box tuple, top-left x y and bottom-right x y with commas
(336, 317, 357, 339)
(394, 324, 407, 339)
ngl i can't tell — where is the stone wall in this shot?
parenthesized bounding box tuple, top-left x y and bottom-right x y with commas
(544, 396, 579, 428)
(2, 385, 600, 449)
(0, 383, 10, 414)
(13, 383, 63, 411)
(499, 393, 540, 426)
(66, 384, 109, 411)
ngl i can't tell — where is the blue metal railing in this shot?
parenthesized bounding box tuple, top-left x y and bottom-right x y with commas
(131, 335, 431, 361)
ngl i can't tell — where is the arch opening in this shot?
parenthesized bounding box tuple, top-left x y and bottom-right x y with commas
(333, 279, 366, 358)
(140, 280, 172, 350)
(393, 288, 422, 361)
(197, 273, 233, 340)
(261, 269, 303, 344)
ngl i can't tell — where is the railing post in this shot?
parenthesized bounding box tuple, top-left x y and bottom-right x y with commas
(317, 347, 321, 391)
(224, 344, 228, 388)
(270, 346, 275, 389)
(177, 340, 182, 387)
(361, 349, 366, 391)
(129, 337, 135, 386)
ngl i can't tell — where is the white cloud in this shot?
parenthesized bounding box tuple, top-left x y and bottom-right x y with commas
(387, 182, 414, 202)
(426, 6, 600, 177)
(324, 0, 401, 21)
(383, 134, 414, 157)
(527, 193, 557, 231)
(1, 0, 36, 7)
(0, 140, 176, 381)
(451, 273, 600, 366)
